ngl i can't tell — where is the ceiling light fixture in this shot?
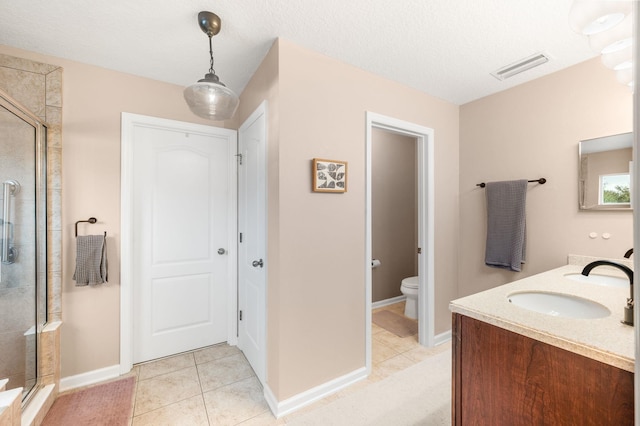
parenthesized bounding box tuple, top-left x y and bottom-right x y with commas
(491, 53, 550, 81)
(588, 13, 632, 53)
(568, 1, 631, 35)
(184, 11, 239, 121)
(569, 0, 634, 88)
(601, 45, 633, 70)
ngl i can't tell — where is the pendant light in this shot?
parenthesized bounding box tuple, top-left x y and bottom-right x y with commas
(184, 11, 239, 120)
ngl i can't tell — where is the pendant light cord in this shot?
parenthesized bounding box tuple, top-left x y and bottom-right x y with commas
(208, 35, 216, 75)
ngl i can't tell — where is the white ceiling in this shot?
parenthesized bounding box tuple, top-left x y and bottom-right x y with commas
(0, 0, 598, 105)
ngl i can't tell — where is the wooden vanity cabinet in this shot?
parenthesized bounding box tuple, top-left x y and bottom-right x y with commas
(452, 314, 633, 425)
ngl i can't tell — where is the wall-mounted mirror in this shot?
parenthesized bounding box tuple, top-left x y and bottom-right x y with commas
(579, 132, 632, 210)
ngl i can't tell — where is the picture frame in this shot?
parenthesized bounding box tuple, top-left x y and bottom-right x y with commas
(312, 158, 348, 193)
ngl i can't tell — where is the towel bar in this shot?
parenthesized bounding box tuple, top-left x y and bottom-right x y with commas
(477, 178, 546, 188)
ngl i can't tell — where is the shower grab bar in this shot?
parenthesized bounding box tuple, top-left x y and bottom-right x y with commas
(2, 180, 20, 265)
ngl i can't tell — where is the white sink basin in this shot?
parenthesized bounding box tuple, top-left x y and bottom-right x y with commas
(563, 273, 628, 288)
(507, 291, 610, 319)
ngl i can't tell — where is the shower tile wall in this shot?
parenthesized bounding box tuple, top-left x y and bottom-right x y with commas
(0, 53, 62, 394)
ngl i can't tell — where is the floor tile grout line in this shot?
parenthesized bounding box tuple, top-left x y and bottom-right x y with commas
(133, 363, 204, 419)
(193, 357, 210, 425)
(137, 365, 197, 383)
(200, 371, 260, 396)
(132, 389, 204, 420)
(194, 348, 243, 365)
(198, 392, 212, 426)
(134, 350, 195, 368)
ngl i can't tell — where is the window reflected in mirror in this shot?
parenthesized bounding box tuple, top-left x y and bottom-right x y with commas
(579, 132, 632, 211)
(600, 173, 630, 205)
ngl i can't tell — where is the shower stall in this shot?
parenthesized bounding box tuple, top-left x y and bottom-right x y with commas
(0, 92, 48, 403)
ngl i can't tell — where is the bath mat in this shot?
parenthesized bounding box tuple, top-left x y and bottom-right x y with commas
(42, 376, 135, 426)
(372, 310, 418, 338)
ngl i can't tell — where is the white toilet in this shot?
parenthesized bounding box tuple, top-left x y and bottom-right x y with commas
(400, 276, 419, 319)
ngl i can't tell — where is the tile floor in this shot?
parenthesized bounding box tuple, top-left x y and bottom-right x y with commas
(120, 302, 448, 425)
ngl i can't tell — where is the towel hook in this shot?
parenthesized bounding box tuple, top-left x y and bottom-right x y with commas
(75, 217, 97, 237)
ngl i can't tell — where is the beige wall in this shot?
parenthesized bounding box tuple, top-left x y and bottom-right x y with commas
(230, 38, 459, 401)
(269, 39, 459, 399)
(0, 44, 228, 378)
(371, 129, 418, 302)
(459, 58, 633, 297)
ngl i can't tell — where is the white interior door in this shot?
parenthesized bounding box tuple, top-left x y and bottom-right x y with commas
(129, 115, 237, 364)
(238, 102, 267, 384)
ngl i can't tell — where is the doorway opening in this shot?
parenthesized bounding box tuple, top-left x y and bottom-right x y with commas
(371, 128, 418, 309)
(365, 112, 434, 373)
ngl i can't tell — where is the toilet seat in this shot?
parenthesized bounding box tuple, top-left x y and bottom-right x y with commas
(401, 276, 419, 289)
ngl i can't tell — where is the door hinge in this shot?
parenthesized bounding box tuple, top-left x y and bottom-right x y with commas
(235, 153, 243, 165)
(239, 310, 243, 321)
(417, 247, 422, 254)
(239, 232, 243, 243)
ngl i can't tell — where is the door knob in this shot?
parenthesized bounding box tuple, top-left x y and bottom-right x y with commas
(218, 248, 226, 255)
(252, 259, 264, 268)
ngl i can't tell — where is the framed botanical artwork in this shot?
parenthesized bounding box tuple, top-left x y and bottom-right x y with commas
(312, 158, 347, 193)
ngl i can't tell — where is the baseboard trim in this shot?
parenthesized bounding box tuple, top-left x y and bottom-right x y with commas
(434, 329, 452, 346)
(264, 366, 368, 418)
(59, 364, 121, 392)
(371, 295, 406, 309)
(263, 385, 279, 417)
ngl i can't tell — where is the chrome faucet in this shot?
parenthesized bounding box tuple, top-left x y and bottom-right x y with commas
(581, 260, 634, 326)
(624, 248, 633, 259)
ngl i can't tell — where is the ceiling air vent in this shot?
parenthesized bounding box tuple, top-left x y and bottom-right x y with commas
(491, 53, 550, 81)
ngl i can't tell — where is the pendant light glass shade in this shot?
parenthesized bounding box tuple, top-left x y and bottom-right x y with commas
(184, 11, 239, 121)
(184, 73, 239, 120)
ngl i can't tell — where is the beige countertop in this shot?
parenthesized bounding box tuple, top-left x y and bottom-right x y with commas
(449, 262, 634, 372)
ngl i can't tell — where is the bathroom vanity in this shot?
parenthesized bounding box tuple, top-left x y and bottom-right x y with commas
(450, 262, 634, 425)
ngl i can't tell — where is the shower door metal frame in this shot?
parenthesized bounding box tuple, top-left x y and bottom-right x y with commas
(0, 91, 48, 405)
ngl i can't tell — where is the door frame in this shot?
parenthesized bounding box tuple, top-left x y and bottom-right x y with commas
(365, 112, 435, 372)
(119, 112, 238, 373)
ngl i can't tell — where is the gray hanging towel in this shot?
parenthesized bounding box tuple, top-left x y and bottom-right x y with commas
(484, 180, 528, 272)
(73, 234, 108, 285)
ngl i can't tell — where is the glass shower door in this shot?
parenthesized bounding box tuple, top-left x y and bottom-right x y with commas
(0, 95, 47, 400)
